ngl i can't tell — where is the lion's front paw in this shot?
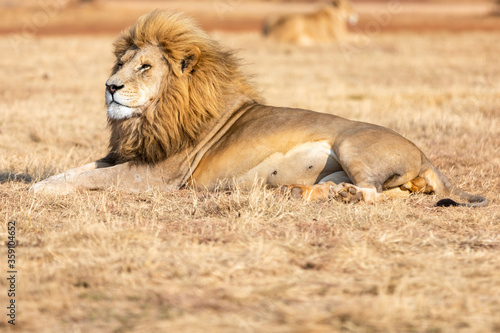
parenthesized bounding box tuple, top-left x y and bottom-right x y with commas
(29, 174, 77, 195)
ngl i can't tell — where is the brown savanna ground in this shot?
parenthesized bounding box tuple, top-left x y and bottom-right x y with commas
(1, 1, 500, 332)
(1, 0, 500, 34)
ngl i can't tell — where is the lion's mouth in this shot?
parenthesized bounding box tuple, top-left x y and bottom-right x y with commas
(110, 100, 127, 107)
(105, 90, 130, 108)
(107, 95, 128, 108)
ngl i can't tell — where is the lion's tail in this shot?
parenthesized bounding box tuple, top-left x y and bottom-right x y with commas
(424, 164, 490, 208)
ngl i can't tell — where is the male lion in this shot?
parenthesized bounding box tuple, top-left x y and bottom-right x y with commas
(31, 10, 489, 207)
(262, 0, 358, 46)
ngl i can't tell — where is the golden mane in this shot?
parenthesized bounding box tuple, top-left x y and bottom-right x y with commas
(107, 10, 261, 164)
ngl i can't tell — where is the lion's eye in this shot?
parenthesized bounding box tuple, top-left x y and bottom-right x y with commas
(140, 64, 151, 71)
(117, 63, 123, 70)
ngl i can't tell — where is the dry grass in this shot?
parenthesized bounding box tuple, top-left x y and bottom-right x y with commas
(1, 30, 500, 333)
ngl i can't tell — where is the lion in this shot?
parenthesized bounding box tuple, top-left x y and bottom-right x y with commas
(30, 10, 489, 207)
(262, 0, 358, 46)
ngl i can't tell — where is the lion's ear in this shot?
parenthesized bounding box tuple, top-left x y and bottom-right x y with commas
(181, 46, 201, 74)
(329, 0, 340, 7)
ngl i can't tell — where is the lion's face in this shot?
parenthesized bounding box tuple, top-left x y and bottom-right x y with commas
(105, 10, 259, 163)
(105, 44, 168, 120)
(330, 0, 358, 25)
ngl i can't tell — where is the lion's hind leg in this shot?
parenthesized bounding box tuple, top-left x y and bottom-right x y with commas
(382, 176, 433, 198)
(281, 182, 332, 201)
(331, 183, 385, 204)
(282, 170, 385, 203)
(330, 175, 439, 204)
(282, 182, 385, 204)
(340, 176, 432, 203)
(281, 175, 442, 204)
(379, 176, 435, 200)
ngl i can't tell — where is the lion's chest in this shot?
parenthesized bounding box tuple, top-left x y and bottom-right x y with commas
(192, 140, 343, 188)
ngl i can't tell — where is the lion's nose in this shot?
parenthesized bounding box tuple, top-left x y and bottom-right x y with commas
(106, 84, 124, 94)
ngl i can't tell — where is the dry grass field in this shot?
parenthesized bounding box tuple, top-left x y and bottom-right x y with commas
(1, 2, 500, 333)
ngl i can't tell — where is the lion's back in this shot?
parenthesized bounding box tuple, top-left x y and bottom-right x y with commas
(263, 1, 356, 46)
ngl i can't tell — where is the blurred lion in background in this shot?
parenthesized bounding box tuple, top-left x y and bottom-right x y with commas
(263, 0, 358, 45)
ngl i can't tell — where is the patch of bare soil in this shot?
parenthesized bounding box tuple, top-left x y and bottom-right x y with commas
(0, 0, 499, 36)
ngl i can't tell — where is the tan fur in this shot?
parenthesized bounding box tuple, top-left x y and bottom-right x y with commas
(31, 10, 489, 208)
(263, 0, 358, 45)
